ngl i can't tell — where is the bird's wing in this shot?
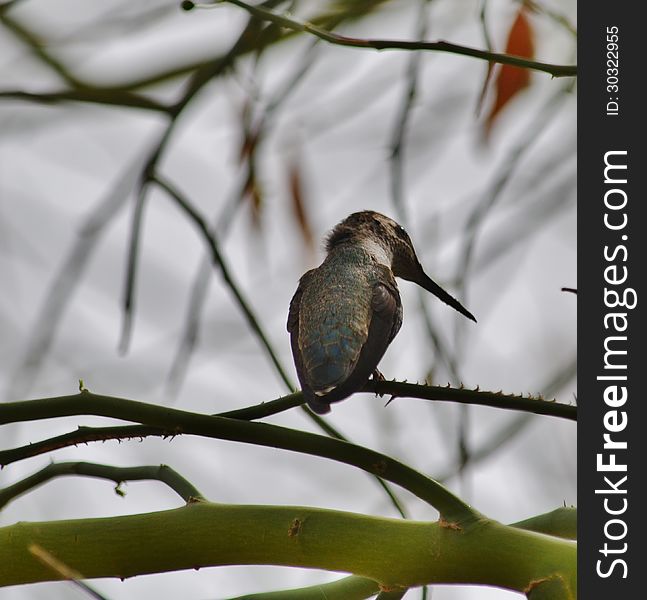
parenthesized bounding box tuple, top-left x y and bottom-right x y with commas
(287, 270, 311, 334)
(288, 270, 332, 413)
(313, 269, 401, 405)
(288, 267, 401, 412)
(330, 276, 401, 396)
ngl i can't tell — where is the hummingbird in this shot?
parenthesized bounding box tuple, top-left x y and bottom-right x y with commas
(287, 210, 476, 414)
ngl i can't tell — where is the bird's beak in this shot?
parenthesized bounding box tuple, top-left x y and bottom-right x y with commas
(414, 264, 477, 323)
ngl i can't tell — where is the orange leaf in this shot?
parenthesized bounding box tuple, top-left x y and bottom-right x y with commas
(484, 6, 535, 136)
(237, 101, 264, 228)
(241, 166, 263, 229)
(287, 160, 315, 251)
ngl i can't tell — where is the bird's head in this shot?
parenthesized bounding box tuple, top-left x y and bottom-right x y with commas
(327, 210, 476, 322)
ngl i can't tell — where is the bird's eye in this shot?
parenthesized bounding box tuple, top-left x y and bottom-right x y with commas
(395, 225, 409, 240)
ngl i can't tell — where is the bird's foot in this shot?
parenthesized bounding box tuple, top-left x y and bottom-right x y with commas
(371, 369, 387, 398)
(361, 370, 396, 406)
(371, 368, 385, 383)
(370, 370, 399, 407)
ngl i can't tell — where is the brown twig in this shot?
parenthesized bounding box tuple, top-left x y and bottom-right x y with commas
(211, 0, 577, 77)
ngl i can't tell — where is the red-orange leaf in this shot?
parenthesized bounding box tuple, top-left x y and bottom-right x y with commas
(241, 166, 263, 229)
(484, 6, 535, 136)
(287, 159, 315, 252)
(237, 101, 264, 229)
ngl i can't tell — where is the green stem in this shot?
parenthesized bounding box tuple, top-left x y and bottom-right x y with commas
(224, 575, 379, 600)
(511, 507, 576, 540)
(0, 393, 476, 521)
(0, 502, 576, 595)
(0, 462, 204, 510)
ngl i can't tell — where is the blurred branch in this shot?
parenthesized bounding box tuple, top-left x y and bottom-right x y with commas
(0, 1, 22, 16)
(523, 0, 577, 37)
(209, 0, 577, 76)
(385, 2, 468, 493)
(224, 575, 379, 600)
(0, 393, 479, 521)
(475, 0, 495, 116)
(165, 170, 253, 394)
(0, 1, 382, 94)
(436, 355, 576, 483)
(389, 0, 430, 229)
(457, 80, 575, 300)
(166, 38, 320, 394)
(479, 0, 494, 52)
(6, 152, 152, 400)
(0, 12, 83, 87)
(466, 155, 575, 278)
(119, 187, 147, 354)
(0, 462, 205, 510)
(155, 38, 321, 386)
(416, 288, 462, 381)
(27, 544, 109, 600)
(118, 0, 288, 353)
(0, 89, 170, 112)
(388, 2, 462, 383)
(149, 174, 296, 389)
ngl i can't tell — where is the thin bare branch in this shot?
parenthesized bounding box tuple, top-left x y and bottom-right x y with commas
(117, 1, 286, 353)
(6, 151, 151, 400)
(167, 41, 320, 396)
(206, 0, 577, 77)
(387, 2, 462, 383)
(1, 12, 83, 87)
(457, 80, 575, 299)
(151, 174, 296, 390)
(28, 544, 109, 600)
(0, 89, 170, 112)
